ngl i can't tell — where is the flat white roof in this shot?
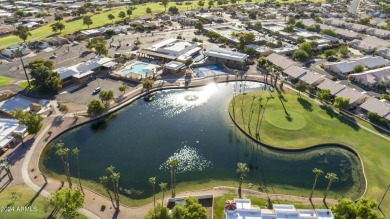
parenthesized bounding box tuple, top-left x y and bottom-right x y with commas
(165, 61, 185, 70)
(0, 119, 20, 147)
(0, 95, 33, 113)
(204, 49, 248, 62)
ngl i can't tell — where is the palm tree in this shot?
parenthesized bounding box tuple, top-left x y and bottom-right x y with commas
(323, 172, 338, 203)
(274, 71, 280, 88)
(55, 143, 72, 188)
(236, 162, 249, 198)
(106, 165, 121, 212)
(72, 147, 84, 194)
(99, 176, 116, 208)
(248, 96, 256, 129)
(309, 168, 323, 201)
(149, 177, 157, 218)
(159, 182, 168, 206)
(255, 97, 263, 136)
(167, 158, 179, 198)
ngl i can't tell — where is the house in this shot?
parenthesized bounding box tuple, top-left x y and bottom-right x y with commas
(299, 72, 325, 86)
(283, 65, 308, 79)
(245, 44, 271, 56)
(360, 98, 390, 121)
(266, 53, 300, 70)
(323, 61, 360, 76)
(164, 61, 186, 74)
(54, 56, 116, 86)
(349, 36, 390, 53)
(204, 49, 248, 68)
(366, 28, 390, 39)
(0, 119, 27, 149)
(79, 29, 101, 39)
(377, 47, 390, 59)
(334, 87, 367, 106)
(354, 56, 389, 69)
(225, 199, 335, 219)
(138, 38, 202, 63)
(1, 44, 31, 58)
(344, 23, 369, 32)
(317, 79, 346, 95)
(350, 66, 390, 88)
(324, 18, 346, 27)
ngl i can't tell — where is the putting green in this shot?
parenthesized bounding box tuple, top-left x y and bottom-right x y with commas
(265, 110, 307, 130)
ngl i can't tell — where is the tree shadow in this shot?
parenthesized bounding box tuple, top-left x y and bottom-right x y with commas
(25, 182, 47, 207)
(297, 97, 313, 112)
(320, 105, 337, 119)
(112, 210, 120, 219)
(5, 138, 35, 166)
(0, 178, 12, 192)
(319, 105, 360, 131)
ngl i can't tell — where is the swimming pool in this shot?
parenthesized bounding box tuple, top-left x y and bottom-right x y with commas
(193, 64, 228, 78)
(120, 63, 153, 75)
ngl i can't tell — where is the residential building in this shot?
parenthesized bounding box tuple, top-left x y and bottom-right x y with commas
(350, 66, 390, 88)
(334, 87, 367, 106)
(0, 95, 34, 115)
(359, 97, 390, 121)
(164, 61, 186, 74)
(317, 79, 346, 95)
(349, 36, 390, 53)
(266, 53, 300, 70)
(204, 49, 249, 68)
(344, 23, 369, 32)
(1, 44, 31, 58)
(354, 56, 389, 69)
(0, 119, 27, 149)
(366, 28, 390, 39)
(323, 61, 360, 76)
(225, 199, 334, 219)
(54, 56, 116, 86)
(138, 38, 202, 63)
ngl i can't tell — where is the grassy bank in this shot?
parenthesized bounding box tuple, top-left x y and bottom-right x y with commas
(0, 76, 12, 86)
(0, 184, 87, 219)
(229, 87, 390, 215)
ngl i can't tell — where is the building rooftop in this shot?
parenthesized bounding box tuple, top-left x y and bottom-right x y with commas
(283, 66, 308, 78)
(204, 49, 248, 62)
(266, 53, 300, 70)
(334, 87, 366, 104)
(317, 79, 346, 95)
(165, 61, 185, 70)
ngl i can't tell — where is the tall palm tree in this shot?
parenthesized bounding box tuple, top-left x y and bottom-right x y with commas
(72, 147, 84, 194)
(159, 182, 168, 206)
(323, 172, 338, 203)
(248, 96, 256, 129)
(99, 176, 115, 208)
(309, 168, 323, 200)
(149, 177, 157, 218)
(55, 143, 72, 188)
(236, 162, 249, 198)
(167, 158, 179, 198)
(274, 71, 280, 88)
(107, 165, 121, 212)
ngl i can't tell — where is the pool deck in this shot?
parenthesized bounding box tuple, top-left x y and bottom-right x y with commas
(4, 73, 386, 218)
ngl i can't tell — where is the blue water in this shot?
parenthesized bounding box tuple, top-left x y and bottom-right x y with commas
(193, 64, 228, 78)
(120, 63, 152, 75)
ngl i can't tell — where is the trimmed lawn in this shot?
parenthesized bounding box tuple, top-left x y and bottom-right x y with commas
(214, 194, 327, 219)
(0, 76, 12, 86)
(229, 89, 390, 216)
(18, 81, 30, 89)
(0, 184, 87, 219)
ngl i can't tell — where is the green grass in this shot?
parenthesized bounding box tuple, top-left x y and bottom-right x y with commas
(0, 184, 87, 219)
(0, 0, 324, 49)
(18, 81, 30, 89)
(229, 89, 390, 216)
(213, 194, 327, 219)
(0, 76, 12, 86)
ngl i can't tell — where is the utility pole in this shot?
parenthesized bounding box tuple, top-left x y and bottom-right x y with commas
(17, 48, 31, 87)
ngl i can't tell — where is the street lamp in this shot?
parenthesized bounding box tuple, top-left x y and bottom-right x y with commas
(16, 48, 31, 87)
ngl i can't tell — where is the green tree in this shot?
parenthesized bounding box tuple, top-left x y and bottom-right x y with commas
(172, 205, 187, 219)
(14, 25, 31, 42)
(87, 99, 105, 115)
(194, 21, 203, 32)
(144, 203, 170, 219)
(72, 148, 84, 194)
(185, 58, 193, 66)
(29, 58, 54, 70)
(126, 7, 133, 18)
(83, 16, 93, 28)
(339, 46, 349, 56)
(50, 22, 65, 33)
(333, 97, 350, 111)
(134, 37, 141, 48)
(292, 49, 309, 61)
(284, 24, 294, 33)
(295, 81, 307, 96)
(119, 84, 129, 95)
(320, 29, 337, 37)
(316, 89, 331, 102)
(309, 168, 323, 200)
(118, 11, 126, 21)
(288, 15, 296, 24)
(294, 20, 305, 29)
(54, 13, 64, 21)
(298, 42, 312, 55)
(238, 32, 256, 45)
(12, 109, 43, 134)
(198, 0, 205, 7)
(143, 79, 154, 91)
(236, 162, 249, 198)
(31, 66, 62, 91)
(183, 196, 207, 219)
(167, 158, 179, 198)
(55, 143, 72, 189)
(168, 6, 179, 15)
(324, 49, 337, 58)
(332, 198, 384, 219)
(162, 0, 170, 12)
(253, 21, 262, 31)
(106, 165, 121, 212)
(99, 90, 114, 105)
(353, 64, 364, 73)
(159, 182, 168, 206)
(149, 177, 157, 218)
(208, 0, 214, 7)
(49, 188, 84, 219)
(108, 14, 115, 23)
(323, 172, 338, 202)
(146, 7, 152, 14)
(296, 36, 305, 44)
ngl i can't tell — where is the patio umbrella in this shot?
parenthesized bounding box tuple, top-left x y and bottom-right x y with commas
(224, 200, 237, 211)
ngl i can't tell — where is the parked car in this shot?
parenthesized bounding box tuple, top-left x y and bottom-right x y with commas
(49, 55, 57, 59)
(92, 87, 101, 94)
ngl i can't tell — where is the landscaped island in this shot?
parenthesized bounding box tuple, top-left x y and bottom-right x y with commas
(229, 86, 390, 215)
(39, 82, 365, 208)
